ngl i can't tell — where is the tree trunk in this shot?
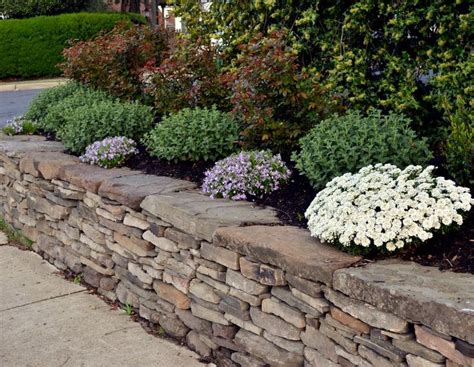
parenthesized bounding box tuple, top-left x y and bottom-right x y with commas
(150, 0, 157, 27)
(129, 0, 141, 13)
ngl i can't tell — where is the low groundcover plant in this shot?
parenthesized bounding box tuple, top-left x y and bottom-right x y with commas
(305, 164, 472, 254)
(2, 116, 37, 136)
(79, 136, 138, 169)
(202, 150, 291, 200)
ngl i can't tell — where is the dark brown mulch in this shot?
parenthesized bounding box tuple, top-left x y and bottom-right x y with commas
(126, 146, 214, 184)
(400, 211, 473, 273)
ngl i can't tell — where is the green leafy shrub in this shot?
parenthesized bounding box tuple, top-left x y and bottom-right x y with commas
(61, 23, 168, 100)
(0, 0, 86, 18)
(144, 107, 239, 162)
(444, 111, 474, 187)
(0, 12, 144, 78)
(24, 82, 83, 124)
(41, 87, 111, 134)
(292, 110, 433, 189)
(57, 99, 153, 154)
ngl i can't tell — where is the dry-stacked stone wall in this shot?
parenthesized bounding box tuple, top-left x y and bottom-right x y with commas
(1, 135, 473, 367)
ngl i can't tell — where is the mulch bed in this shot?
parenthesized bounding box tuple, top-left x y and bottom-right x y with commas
(124, 147, 472, 274)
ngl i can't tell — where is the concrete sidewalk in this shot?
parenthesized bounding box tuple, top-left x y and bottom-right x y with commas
(0, 246, 204, 367)
(0, 78, 67, 92)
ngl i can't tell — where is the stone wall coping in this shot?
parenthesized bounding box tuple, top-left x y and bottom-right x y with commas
(0, 135, 64, 158)
(333, 261, 474, 344)
(141, 192, 280, 242)
(213, 225, 362, 286)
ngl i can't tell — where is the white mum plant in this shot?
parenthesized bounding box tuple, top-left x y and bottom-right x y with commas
(305, 164, 472, 253)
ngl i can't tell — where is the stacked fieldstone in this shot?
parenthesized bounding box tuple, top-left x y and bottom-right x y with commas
(1, 135, 473, 367)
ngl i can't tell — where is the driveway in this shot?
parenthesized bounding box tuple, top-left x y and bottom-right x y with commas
(0, 89, 44, 127)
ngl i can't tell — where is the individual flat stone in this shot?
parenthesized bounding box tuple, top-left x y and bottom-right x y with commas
(415, 325, 473, 366)
(406, 354, 444, 367)
(263, 331, 304, 354)
(333, 261, 474, 343)
(330, 307, 370, 334)
(123, 213, 150, 230)
(224, 313, 262, 335)
(175, 308, 212, 334)
(189, 279, 221, 304)
(286, 273, 321, 298)
(291, 287, 329, 313)
(354, 335, 406, 362)
(229, 287, 269, 307)
(261, 297, 305, 328)
(226, 269, 269, 295)
(213, 226, 361, 285)
(393, 338, 445, 363)
(191, 302, 228, 325)
(240, 257, 286, 286)
(113, 233, 156, 257)
(141, 192, 279, 242)
(324, 288, 409, 333)
(153, 280, 190, 309)
(98, 174, 195, 210)
(250, 307, 301, 340)
(271, 286, 322, 317)
(164, 227, 200, 250)
(59, 164, 139, 193)
(234, 329, 304, 367)
(143, 230, 179, 252)
(201, 242, 240, 270)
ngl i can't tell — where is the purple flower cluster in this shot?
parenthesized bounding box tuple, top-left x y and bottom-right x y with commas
(4, 116, 24, 134)
(80, 136, 138, 169)
(2, 116, 37, 136)
(202, 150, 291, 200)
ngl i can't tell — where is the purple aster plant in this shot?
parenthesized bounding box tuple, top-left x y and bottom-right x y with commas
(202, 150, 291, 200)
(2, 116, 38, 136)
(80, 136, 138, 169)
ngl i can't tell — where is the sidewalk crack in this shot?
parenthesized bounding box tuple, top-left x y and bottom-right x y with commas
(0, 289, 87, 312)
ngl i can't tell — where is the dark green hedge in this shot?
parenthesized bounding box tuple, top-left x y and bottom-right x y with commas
(0, 0, 86, 19)
(0, 12, 145, 78)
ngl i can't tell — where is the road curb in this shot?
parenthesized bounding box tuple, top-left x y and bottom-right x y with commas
(0, 78, 68, 92)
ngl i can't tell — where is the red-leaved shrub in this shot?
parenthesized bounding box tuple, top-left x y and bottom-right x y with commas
(222, 31, 335, 151)
(61, 23, 168, 100)
(143, 37, 229, 115)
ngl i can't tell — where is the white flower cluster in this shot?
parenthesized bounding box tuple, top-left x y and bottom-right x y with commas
(305, 164, 472, 252)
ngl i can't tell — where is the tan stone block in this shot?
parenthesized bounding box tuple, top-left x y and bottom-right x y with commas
(415, 325, 473, 366)
(406, 354, 444, 367)
(261, 297, 305, 328)
(201, 242, 240, 270)
(153, 280, 190, 309)
(113, 232, 155, 257)
(330, 306, 370, 334)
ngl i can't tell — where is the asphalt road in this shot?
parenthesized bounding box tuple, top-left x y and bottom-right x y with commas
(0, 89, 44, 127)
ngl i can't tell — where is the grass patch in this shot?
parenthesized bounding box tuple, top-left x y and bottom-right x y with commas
(0, 216, 33, 249)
